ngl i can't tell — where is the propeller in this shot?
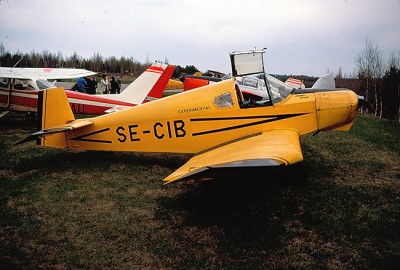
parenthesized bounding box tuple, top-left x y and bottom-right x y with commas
(358, 95, 374, 113)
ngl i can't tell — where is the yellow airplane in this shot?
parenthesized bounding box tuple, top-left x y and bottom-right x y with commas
(165, 79, 183, 90)
(20, 49, 361, 184)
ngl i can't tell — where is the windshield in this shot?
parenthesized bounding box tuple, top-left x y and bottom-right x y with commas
(36, 79, 55, 90)
(265, 74, 292, 102)
(230, 49, 293, 105)
(0, 77, 8, 88)
(224, 72, 293, 104)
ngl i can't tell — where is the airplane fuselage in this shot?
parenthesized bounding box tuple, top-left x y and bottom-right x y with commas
(41, 79, 359, 154)
(0, 78, 135, 115)
(0, 63, 173, 116)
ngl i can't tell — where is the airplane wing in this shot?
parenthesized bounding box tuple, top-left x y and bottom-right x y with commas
(164, 128, 303, 183)
(0, 67, 96, 80)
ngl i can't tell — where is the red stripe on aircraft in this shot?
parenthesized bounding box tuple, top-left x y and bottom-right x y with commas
(146, 66, 164, 74)
(9, 94, 38, 109)
(287, 78, 302, 84)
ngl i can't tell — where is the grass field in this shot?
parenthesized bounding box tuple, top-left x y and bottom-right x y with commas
(0, 113, 399, 269)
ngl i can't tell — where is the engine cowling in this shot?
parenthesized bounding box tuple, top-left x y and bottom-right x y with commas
(315, 90, 359, 131)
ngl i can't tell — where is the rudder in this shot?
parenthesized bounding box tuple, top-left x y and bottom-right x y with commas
(144, 65, 175, 102)
(37, 87, 75, 146)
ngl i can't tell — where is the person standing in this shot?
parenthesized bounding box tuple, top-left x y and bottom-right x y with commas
(97, 74, 109, 94)
(109, 76, 120, 94)
(87, 77, 97, 94)
(77, 77, 87, 93)
(116, 76, 122, 94)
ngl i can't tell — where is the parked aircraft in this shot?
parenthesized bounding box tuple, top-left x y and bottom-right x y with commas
(0, 63, 174, 117)
(181, 72, 306, 102)
(20, 49, 363, 183)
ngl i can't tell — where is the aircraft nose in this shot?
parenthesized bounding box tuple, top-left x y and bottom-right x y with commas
(349, 91, 359, 121)
(316, 89, 359, 131)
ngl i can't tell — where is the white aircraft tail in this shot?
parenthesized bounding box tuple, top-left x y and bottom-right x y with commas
(312, 73, 335, 89)
(117, 63, 174, 104)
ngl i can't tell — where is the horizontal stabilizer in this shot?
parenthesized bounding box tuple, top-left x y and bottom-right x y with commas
(16, 119, 93, 145)
(164, 129, 303, 183)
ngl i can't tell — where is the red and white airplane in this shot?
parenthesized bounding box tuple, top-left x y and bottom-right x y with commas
(0, 63, 174, 118)
(181, 73, 305, 102)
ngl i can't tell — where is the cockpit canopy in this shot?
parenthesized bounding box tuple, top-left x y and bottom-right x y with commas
(230, 50, 265, 77)
(229, 49, 292, 105)
(13, 79, 55, 91)
(36, 79, 55, 90)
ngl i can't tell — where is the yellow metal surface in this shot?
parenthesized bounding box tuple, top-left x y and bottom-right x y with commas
(165, 79, 183, 90)
(41, 87, 75, 128)
(164, 129, 303, 183)
(41, 80, 317, 154)
(316, 90, 358, 130)
(33, 78, 359, 181)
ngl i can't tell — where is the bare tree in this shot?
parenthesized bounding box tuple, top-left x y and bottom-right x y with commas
(355, 39, 384, 116)
(107, 56, 118, 73)
(90, 52, 103, 72)
(145, 53, 151, 66)
(0, 42, 5, 56)
(387, 51, 400, 70)
(65, 51, 82, 68)
(336, 66, 343, 79)
(56, 52, 64, 67)
(382, 51, 400, 121)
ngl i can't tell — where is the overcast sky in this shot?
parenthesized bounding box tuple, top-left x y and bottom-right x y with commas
(1, 0, 399, 76)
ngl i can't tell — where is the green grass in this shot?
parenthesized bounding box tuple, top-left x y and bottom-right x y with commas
(0, 113, 399, 269)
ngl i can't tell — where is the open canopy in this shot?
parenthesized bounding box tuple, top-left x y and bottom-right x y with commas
(230, 49, 266, 77)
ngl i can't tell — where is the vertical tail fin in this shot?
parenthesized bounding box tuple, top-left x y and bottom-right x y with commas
(38, 87, 75, 130)
(36, 87, 75, 145)
(143, 65, 175, 103)
(118, 63, 174, 104)
(17, 87, 94, 146)
(312, 73, 335, 89)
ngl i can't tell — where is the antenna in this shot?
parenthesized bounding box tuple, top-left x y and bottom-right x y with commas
(11, 56, 23, 72)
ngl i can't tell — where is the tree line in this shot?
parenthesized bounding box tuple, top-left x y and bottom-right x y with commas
(1, 41, 399, 121)
(353, 40, 400, 121)
(0, 43, 198, 78)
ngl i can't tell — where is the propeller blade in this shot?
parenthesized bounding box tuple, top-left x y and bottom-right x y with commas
(358, 95, 374, 112)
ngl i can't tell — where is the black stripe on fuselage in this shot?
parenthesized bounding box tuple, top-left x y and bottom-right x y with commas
(294, 88, 349, 94)
(191, 115, 279, 121)
(191, 113, 307, 136)
(69, 128, 111, 143)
